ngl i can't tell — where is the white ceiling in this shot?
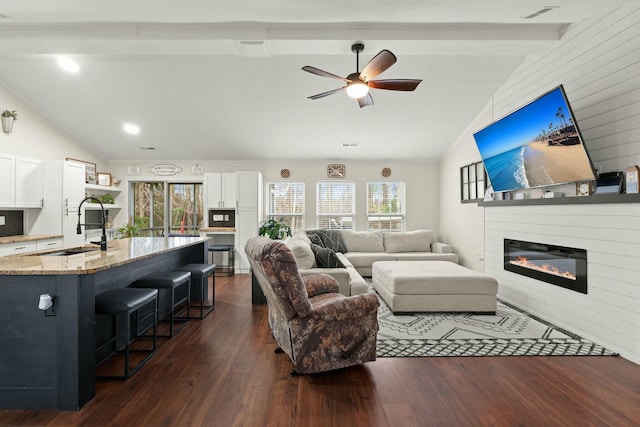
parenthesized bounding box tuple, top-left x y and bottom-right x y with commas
(0, 1, 635, 161)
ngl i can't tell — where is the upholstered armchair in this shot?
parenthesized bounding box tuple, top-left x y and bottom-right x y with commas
(245, 236, 379, 374)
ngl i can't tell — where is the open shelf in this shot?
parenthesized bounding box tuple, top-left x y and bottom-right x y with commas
(85, 183, 122, 193)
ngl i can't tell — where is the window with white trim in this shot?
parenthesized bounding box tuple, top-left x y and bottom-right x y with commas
(316, 181, 355, 230)
(367, 182, 405, 232)
(266, 181, 305, 232)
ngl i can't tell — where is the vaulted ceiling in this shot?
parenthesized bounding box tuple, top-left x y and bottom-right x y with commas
(0, 1, 635, 161)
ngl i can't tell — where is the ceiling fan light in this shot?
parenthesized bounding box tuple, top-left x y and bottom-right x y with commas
(346, 81, 369, 99)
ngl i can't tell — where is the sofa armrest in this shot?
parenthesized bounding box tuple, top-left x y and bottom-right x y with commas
(431, 241, 453, 253)
(308, 293, 379, 321)
(302, 273, 340, 297)
(300, 268, 351, 296)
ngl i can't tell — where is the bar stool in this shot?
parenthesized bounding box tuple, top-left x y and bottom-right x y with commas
(132, 270, 191, 338)
(208, 244, 235, 276)
(175, 263, 217, 319)
(95, 288, 158, 380)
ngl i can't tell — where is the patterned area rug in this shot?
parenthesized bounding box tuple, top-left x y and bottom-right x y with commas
(375, 294, 617, 358)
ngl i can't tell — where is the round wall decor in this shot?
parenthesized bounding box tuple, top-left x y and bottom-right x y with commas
(280, 168, 290, 178)
(381, 167, 391, 177)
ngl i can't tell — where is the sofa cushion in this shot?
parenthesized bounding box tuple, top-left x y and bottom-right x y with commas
(307, 229, 347, 253)
(383, 230, 435, 253)
(286, 231, 316, 269)
(343, 252, 397, 268)
(310, 243, 346, 268)
(341, 230, 384, 252)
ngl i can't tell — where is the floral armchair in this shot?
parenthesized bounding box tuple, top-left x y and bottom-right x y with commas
(245, 236, 379, 374)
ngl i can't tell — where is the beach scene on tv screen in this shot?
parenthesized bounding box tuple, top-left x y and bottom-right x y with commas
(473, 87, 595, 192)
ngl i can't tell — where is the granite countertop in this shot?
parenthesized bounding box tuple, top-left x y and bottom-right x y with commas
(0, 236, 206, 275)
(0, 235, 64, 245)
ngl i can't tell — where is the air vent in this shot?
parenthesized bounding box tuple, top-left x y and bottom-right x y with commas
(341, 142, 359, 148)
(139, 146, 155, 151)
(523, 6, 558, 19)
(237, 40, 270, 57)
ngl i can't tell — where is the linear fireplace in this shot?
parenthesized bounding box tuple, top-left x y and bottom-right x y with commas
(503, 239, 587, 294)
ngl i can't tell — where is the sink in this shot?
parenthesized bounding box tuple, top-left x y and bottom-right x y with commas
(41, 248, 99, 256)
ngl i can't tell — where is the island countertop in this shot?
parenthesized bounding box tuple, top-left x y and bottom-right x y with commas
(0, 236, 206, 275)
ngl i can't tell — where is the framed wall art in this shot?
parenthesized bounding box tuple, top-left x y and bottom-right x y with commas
(97, 172, 112, 186)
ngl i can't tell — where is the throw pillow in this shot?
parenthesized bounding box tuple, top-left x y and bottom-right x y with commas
(286, 232, 316, 269)
(317, 229, 347, 253)
(310, 243, 346, 268)
(306, 231, 325, 247)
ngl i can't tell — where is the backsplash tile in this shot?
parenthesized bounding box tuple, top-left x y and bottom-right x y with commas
(0, 211, 24, 237)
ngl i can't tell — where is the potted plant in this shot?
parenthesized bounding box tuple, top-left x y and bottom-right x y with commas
(1, 110, 17, 134)
(258, 217, 292, 240)
(115, 220, 140, 239)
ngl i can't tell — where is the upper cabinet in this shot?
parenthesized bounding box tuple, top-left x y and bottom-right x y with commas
(0, 153, 43, 208)
(206, 173, 237, 209)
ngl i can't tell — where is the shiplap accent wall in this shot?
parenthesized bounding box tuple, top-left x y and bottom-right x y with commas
(485, 3, 640, 363)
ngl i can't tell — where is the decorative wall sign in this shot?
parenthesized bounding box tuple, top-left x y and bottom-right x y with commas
(149, 164, 183, 176)
(127, 164, 141, 176)
(280, 168, 290, 178)
(191, 164, 205, 175)
(381, 167, 391, 177)
(626, 165, 639, 193)
(97, 172, 112, 186)
(327, 163, 346, 178)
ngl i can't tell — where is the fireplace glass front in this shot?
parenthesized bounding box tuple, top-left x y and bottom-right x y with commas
(504, 239, 587, 294)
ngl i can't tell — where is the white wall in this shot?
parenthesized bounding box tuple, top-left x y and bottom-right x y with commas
(108, 160, 440, 234)
(0, 82, 106, 236)
(440, 2, 640, 364)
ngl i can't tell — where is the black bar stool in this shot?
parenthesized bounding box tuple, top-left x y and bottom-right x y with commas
(132, 271, 191, 338)
(208, 244, 235, 276)
(95, 288, 158, 380)
(175, 263, 216, 319)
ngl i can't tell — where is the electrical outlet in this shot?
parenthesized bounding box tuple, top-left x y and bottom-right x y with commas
(0, 216, 5, 226)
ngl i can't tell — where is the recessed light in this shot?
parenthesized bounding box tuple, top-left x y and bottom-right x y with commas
(123, 123, 140, 135)
(57, 56, 80, 73)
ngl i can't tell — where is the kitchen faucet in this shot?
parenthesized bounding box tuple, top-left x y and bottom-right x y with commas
(77, 196, 108, 251)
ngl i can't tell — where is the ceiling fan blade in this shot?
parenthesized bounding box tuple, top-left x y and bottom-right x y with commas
(368, 79, 422, 91)
(357, 93, 374, 108)
(308, 86, 346, 100)
(302, 66, 349, 82)
(359, 50, 397, 81)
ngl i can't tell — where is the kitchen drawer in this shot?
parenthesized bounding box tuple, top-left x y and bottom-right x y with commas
(0, 241, 37, 257)
(36, 238, 63, 251)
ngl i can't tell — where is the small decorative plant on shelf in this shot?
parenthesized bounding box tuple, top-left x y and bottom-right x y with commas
(258, 217, 292, 240)
(1, 110, 18, 134)
(115, 219, 141, 239)
(97, 194, 115, 205)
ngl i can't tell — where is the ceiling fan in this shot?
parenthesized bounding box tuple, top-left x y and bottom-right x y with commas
(302, 43, 422, 108)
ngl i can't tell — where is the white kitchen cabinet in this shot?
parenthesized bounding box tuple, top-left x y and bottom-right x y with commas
(206, 173, 237, 208)
(0, 153, 15, 207)
(0, 241, 37, 257)
(234, 171, 263, 273)
(0, 153, 43, 208)
(15, 156, 44, 208)
(36, 238, 63, 251)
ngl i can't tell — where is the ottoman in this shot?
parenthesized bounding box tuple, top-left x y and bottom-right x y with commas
(372, 261, 498, 314)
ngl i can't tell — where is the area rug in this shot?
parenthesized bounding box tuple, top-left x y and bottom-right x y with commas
(375, 294, 617, 358)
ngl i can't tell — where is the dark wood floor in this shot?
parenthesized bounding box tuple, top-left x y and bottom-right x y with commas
(1, 274, 639, 426)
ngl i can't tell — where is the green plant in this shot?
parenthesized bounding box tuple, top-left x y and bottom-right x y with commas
(115, 221, 140, 239)
(1, 110, 18, 120)
(98, 194, 115, 204)
(258, 217, 292, 240)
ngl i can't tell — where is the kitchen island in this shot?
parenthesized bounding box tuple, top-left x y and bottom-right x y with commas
(0, 236, 207, 410)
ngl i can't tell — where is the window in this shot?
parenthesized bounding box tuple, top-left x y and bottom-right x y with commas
(316, 181, 355, 230)
(367, 182, 405, 231)
(460, 161, 486, 203)
(266, 181, 305, 232)
(131, 181, 204, 236)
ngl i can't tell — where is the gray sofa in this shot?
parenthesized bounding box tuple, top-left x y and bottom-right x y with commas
(287, 229, 458, 296)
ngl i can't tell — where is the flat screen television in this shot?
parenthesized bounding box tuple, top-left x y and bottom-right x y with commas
(472, 85, 597, 193)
